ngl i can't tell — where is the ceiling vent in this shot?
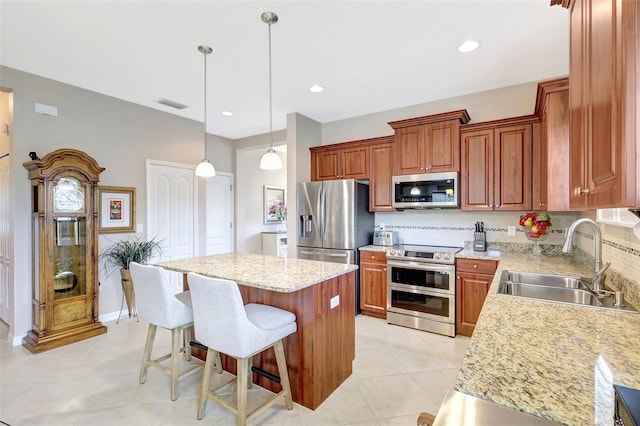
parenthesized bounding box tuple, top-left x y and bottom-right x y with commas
(157, 98, 188, 109)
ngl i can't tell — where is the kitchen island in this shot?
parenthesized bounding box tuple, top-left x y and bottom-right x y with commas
(156, 253, 358, 410)
(454, 251, 640, 425)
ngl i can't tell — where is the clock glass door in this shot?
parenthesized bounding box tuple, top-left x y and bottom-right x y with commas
(53, 217, 86, 300)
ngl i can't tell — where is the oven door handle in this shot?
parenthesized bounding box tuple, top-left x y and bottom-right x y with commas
(386, 260, 454, 273)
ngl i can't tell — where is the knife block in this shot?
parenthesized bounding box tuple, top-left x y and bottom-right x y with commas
(473, 232, 486, 252)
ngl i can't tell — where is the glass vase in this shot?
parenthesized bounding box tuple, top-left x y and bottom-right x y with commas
(523, 226, 550, 256)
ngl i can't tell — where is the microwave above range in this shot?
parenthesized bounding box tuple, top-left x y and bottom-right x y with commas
(392, 171, 459, 209)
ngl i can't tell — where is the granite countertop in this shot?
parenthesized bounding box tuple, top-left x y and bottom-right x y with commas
(359, 244, 392, 253)
(156, 253, 358, 293)
(454, 252, 640, 425)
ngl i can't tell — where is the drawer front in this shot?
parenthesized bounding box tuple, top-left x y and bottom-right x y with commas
(361, 250, 387, 263)
(457, 258, 498, 275)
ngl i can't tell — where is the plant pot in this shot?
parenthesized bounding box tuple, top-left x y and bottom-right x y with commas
(120, 269, 136, 317)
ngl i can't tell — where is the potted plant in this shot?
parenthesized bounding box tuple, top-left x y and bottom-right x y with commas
(101, 237, 162, 317)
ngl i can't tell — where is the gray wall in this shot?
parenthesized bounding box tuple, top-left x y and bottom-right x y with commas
(1, 65, 234, 340)
(321, 80, 542, 144)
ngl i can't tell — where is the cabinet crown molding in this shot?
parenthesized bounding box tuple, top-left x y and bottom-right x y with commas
(460, 114, 539, 132)
(534, 77, 569, 117)
(550, 0, 572, 9)
(388, 109, 470, 129)
(309, 135, 393, 152)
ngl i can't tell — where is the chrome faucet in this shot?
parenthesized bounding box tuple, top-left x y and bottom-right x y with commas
(562, 218, 610, 292)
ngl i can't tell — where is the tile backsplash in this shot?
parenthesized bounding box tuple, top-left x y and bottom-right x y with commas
(374, 209, 640, 307)
(375, 210, 579, 248)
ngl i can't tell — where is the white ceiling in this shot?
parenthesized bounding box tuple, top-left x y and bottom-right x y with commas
(0, 1, 569, 140)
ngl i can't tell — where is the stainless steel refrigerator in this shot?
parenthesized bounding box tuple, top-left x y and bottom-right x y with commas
(297, 179, 374, 312)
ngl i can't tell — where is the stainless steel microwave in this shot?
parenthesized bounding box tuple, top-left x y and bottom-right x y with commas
(392, 171, 459, 209)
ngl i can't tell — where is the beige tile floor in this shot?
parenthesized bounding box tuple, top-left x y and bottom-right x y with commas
(0, 315, 470, 425)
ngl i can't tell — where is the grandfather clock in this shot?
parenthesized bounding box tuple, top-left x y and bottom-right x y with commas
(23, 149, 107, 353)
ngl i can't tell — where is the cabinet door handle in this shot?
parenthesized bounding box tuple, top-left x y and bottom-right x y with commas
(383, 268, 387, 272)
(457, 276, 460, 279)
(473, 264, 478, 268)
(574, 187, 591, 196)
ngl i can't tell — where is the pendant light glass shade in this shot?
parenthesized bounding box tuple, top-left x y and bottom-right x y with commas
(195, 45, 216, 178)
(259, 11, 282, 171)
(195, 159, 216, 177)
(259, 148, 282, 170)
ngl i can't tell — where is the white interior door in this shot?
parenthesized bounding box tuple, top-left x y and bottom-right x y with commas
(147, 160, 196, 291)
(206, 172, 234, 255)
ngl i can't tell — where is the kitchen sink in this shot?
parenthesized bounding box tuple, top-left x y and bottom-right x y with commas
(497, 270, 637, 312)
(499, 282, 602, 306)
(501, 271, 588, 290)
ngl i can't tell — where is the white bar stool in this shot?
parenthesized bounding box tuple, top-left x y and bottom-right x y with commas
(129, 262, 204, 401)
(187, 272, 297, 426)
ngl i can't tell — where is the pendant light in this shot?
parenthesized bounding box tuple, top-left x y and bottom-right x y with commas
(195, 45, 216, 177)
(259, 11, 283, 171)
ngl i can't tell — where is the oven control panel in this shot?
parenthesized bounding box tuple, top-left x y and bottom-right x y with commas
(386, 245, 461, 265)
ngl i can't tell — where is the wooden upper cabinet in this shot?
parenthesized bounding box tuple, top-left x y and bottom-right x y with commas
(342, 146, 369, 179)
(554, 0, 637, 208)
(533, 77, 570, 212)
(389, 110, 470, 175)
(461, 129, 494, 211)
(369, 139, 395, 212)
(311, 144, 368, 181)
(461, 117, 536, 212)
(310, 136, 394, 212)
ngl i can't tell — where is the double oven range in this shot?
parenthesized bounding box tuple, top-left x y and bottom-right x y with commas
(386, 244, 462, 337)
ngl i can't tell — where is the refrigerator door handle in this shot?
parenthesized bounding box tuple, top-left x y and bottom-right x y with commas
(319, 186, 326, 241)
(324, 252, 349, 258)
(298, 250, 349, 259)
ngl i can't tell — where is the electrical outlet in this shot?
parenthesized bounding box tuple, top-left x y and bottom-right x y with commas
(330, 295, 340, 309)
(508, 226, 516, 236)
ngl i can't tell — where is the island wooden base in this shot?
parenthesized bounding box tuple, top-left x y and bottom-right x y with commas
(184, 271, 356, 410)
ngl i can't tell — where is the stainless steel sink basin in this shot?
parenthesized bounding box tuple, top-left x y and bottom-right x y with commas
(497, 270, 637, 312)
(500, 282, 602, 306)
(501, 271, 588, 290)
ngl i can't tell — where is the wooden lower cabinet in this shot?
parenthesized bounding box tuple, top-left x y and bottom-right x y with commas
(359, 250, 387, 318)
(456, 258, 498, 337)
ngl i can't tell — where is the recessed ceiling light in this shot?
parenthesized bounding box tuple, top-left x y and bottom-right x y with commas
(458, 40, 480, 53)
(309, 84, 324, 93)
(221, 111, 234, 117)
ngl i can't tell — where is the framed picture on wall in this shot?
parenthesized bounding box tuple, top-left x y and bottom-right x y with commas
(264, 185, 286, 224)
(97, 186, 136, 234)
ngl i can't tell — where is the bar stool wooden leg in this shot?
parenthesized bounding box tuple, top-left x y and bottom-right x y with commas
(417, 412, 436, 426)
(247, 356, 253, 389)
(170, 327, 181, 401)
(139, 324, 157, 384)
(236, 357, 250, 426)
(273, 340, 293, 409)
(183, 326, 192, 361)
(197, 348, 216, 420)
